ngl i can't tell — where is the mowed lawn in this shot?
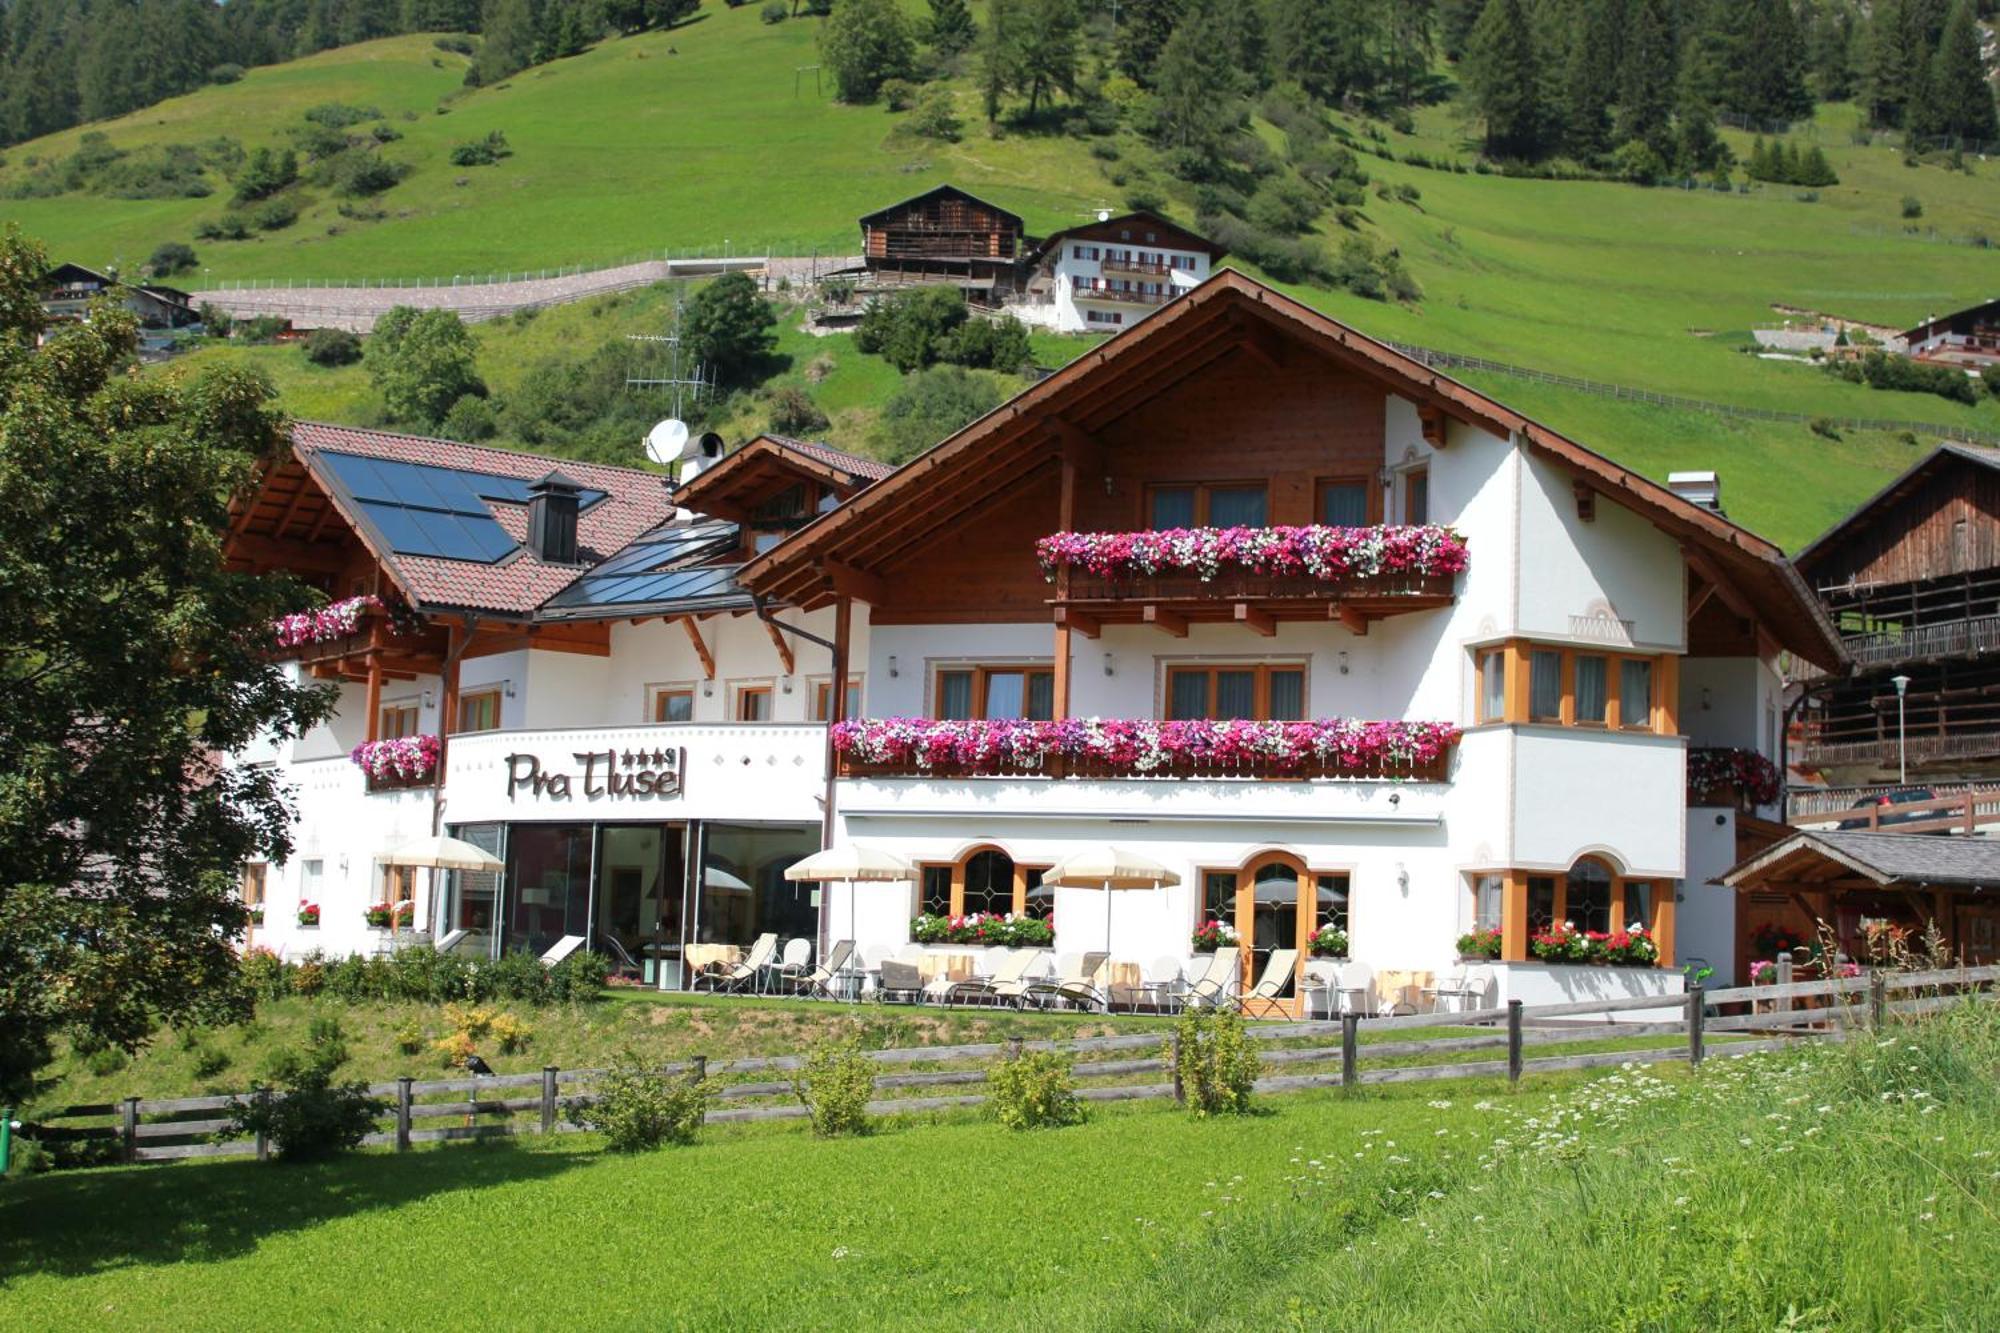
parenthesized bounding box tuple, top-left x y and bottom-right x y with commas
(5, 1003, 1998, 1331)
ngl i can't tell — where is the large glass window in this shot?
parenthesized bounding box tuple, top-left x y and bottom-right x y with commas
(595, 824, 685, 986)
(1148, 483, 1268, 529)
(1529, 651, 1563, 721)
(440, 823, 501, 954)
(935, 666, 1054, 720)
(1574, 655, 1608, 725)
(1149, 486, 1197, 529)
(696, 822, 822, 959)
(962, 850, 1014, 917)
(505, 823, 593, 959)
(1208, 485, 1268, 527)
(1567, 859, 1613, 933)
(1165, 664, 1305, 721)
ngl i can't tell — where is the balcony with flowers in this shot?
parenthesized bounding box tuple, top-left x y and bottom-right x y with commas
(351, 733, 440, 793)
(832, 717, 1460, 783)
(1037, 525, 1466, 632)
(271, 594, 445, 673)
(1687, 746, 1781, 811)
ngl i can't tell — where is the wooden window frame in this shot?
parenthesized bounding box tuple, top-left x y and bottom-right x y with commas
(920, 848, 1052, 919)
(651, 684, 696, 723)
(454, 687, 502, 735)
(1145, 480, 1271, 530)
(733, 683, 774, 722)
(810, 675, 864, 723)
(1489, 860, 1676, 965)
(1315, 474, 1382, 526)
(379, 700, 420, 739)
(1403, 466, 1430, 525)
(1483, 640, 1679, 735)
(1163, 662, 1308, 722)
(241, 862, 267, 908)
(932, 665, 1055, 721)
(378, 863, 417, 909)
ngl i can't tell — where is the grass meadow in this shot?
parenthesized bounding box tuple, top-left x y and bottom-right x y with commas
(3, 999, 1995, 1330)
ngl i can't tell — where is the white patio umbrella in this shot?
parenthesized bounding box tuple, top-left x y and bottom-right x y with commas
(785, 844, 916, 947)
(1042, 847, 1181, 978)
(376, 836, 503, 943)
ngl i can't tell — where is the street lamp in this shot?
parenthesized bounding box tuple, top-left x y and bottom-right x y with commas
(1892, 674, 1913, 784)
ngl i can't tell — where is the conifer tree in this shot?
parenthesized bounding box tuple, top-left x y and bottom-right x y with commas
(1464, 0, 1546, 160)
(926, 0, 979, 60)
(1615, 0, 1676, 157)
(1114, 0, 1184, 84)
(1911, 0, 1998, 144)
(1560, 0, 1618, 162)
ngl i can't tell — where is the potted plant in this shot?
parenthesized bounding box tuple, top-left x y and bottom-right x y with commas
(1307, 923, 1349, 958)
(1456, 927, 1502, 960)
(1601, 925, 1659, 966)
(1528, 921, 1598, 964)
(297, 902, 320, 928)
(247, 905, 265, 927)
(1190, 919, 1239, 952)
(364, 902, 412, 929)
(909, 914, 949, 944)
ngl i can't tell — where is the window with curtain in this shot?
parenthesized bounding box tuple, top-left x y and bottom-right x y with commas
(1165, 665, 1304, 721)
(1530, 651, 1562, 721)
(1208, 485, 1268, 527)
(653, 687, 694, 723)
(1473, 873, 1503, 931)
(812, 679, 863, 722)
(1148, 483, 1269, 529)
(1318, 479, 1371, 527)
(1404, 469, 1429, 524)
(1574, 655, 1608, 725)
(935, 667, 1053, 720)
(456, 688, 501, 733)
(1479, 649, 1506, 722)
(379, 702, 419, 738)
(1567, 860, 1613, 933)
(1620, 658, 1653, 729)
(937, 670, 975, 720)
(1149, 486, 1197, 529)
(241, 863, 266, 907)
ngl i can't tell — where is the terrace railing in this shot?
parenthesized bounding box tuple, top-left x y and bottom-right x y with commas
(1064, 569, 1458, 604)
(836, 748, 1452, 783)
(32, 966, 1995, 1167)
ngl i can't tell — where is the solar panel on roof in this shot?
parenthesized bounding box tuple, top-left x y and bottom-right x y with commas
(319, 451, 607, 513)
(541, 519, 745, 611)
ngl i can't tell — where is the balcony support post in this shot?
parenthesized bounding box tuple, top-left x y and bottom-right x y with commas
(1501, 870, 1528, 962)
(363, 658, 382, 745)
(431, 615, 473, 837)
(1054, 454, 1078, 720)
(1234, 603, 1276, 637)
(1143, 604, 1188, 637)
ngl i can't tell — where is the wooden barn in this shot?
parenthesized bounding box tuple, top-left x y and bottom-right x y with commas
(1792, 444, 2000, 779)
(857, 184, 1025, 302)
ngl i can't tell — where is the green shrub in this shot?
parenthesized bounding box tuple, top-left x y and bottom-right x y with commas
(394, 1021, 426, 1056)
(302, 327, 362, 367)
(881, 78, 919, 112)
(241, 947, 288, 1000)
(232, 146, 298, 204)
(760, 0, 786, 20)
(439, 393, 500, 442)
(794, 1034, 875, 1137)
(303, 102, 383, 130)
(434, 35, 476, 55)
(871, 364, 1002, 464)
(942, 313, 1032, 373)
(146, 241, 197, 276)
(252, 197, 299, 231)
(227, 1027, 383, 1162)
(1168, 1007, 1260, 1118)
(988, 1050, 1083, 1130)
(1982, 365, 2000, 399)
(907, 88, 962, 142)
(566, 1050, 713, 1150)
(1902, 195, 1924, 219)
(328, 151, 408, 197)
(236, 314, 289, 344)
(1123, 186, 1167, 213)
(82, 1046, 129, 1077)
(195, 214, 251, 241)
(1809, 416, 1841, 440)
(767, 384, 830, 435)
(191, 1043, 231, 1080)
(449, 131, 512, 167)
(209, 63, 245, 85)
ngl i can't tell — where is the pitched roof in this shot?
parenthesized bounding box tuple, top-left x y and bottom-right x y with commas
(290, 422, 675, 618)
(857, 183, 1024, 230)
(1904, 296, 2000, 344)
(1724, 828, 2000, 890)
(738, 269, 1845, 671)
(764, 435, 895, 481)
(1793, 442, 2000, 576)
(1026, 210, 1228, 267)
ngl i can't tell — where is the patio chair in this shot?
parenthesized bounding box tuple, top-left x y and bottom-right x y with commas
(538, 934, 586, 967)
(1422, 965, 1471, 1013)
(600, 934, 644, 983)
(873, 958, 923, 1004)
(1054, 952, 1115, 1012)
(1459, 966, 1496, 1012)
(1143, 956, 1185, 1014)
(774, 937, 814, 992)
(708, 933, 778, 994)
(1335, 960, 1375, 1017)
(1021, 952, 1082, 1010)
(1184, 947, 1241, 1009)
(986, 950, 1054, 1008)
(1237, 948, 1301, 1018)
(944, 948, 1042, 1008)
(803, 940, 857, 1000)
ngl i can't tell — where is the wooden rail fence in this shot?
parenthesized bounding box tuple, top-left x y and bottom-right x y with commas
(29, 966, 1996, 1167)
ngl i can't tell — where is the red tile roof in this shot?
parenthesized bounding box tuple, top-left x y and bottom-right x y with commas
(291, 422, 675, 617)
(763, 435, 896, 481)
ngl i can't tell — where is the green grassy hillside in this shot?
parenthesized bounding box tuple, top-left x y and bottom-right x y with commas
(13, 5, 2000, 547)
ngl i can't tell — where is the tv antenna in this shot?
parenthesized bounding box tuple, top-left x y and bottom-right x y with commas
(625, 295, 712, 419)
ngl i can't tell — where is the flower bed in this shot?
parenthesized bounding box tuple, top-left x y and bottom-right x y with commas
(909, 913, 1054, 946)
(1456, 927, 1502, 960)
(833, 717, 1460, 778)
(1308, 924, 1349, 958)
(351, 734, 440, 785)
(1191, 919, 1240, 952)
(1687, 746, 1781, 808)
(1529, 921, 1659, 966)
(1035, 524, 1470, 584)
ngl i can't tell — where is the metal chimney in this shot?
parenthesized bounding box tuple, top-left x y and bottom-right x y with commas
(1667, 470, 1723, 514)
(526, 469, 581, 564)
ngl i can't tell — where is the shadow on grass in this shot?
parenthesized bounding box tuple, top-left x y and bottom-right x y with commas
(0, 1140, 589, 1284)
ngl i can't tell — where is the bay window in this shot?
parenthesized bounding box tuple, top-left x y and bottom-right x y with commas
(1475, 641, 1678, 733)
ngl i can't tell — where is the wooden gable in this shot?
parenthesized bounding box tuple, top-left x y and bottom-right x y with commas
(1796, 448, 2000, 591)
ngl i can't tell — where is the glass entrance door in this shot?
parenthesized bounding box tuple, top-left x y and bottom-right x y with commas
(505, 824, 593, 958)
(595, 824, 685, 986)
(692, 822, 822, 985)
(1245, 862, 1302, 1002)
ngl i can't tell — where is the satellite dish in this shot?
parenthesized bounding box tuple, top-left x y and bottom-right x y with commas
(645, 419, 690, 467)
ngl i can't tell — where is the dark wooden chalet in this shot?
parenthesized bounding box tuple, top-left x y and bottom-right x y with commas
(858, 185, 1025, 300)
(1793, 444, 2000, 778)
(1904, 297, 2000, 368)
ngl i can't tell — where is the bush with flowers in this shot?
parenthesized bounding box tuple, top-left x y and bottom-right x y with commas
(1529, 921, 1596, 963)
(1456, 927, 1503, 959)
(1687, 746, 1782, 808)
(1035, 524, 1470, 585)
(1308, 923, 1349, 958)
(1191, 918, 1240, 952)
(350, 734, 440, 783)
(297, 902, 321, 928)
(833, 716, 1460, 776)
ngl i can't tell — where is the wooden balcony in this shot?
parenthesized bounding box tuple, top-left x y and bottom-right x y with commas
(1072, 284, 1171, 307)
(365, 768, 435, 794)
(1055, 570, 1457, 636)
(286, 611, 449, 681)
(837, 749, 1451, 783)
(1098, 258, 1175, 279)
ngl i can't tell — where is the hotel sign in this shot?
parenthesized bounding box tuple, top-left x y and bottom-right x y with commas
(505, 748, 684, 801)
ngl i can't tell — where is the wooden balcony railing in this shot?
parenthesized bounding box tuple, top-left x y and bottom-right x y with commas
(1072, 284, 1171, 306)
(1098, 258, 1175, 278)
(837, 750, 1452, 782)
(1064, 569, 1459, 605)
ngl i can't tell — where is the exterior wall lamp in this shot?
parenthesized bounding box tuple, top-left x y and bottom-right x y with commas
(888, 655, 899, 678)
(1103, 652, 1115, 677)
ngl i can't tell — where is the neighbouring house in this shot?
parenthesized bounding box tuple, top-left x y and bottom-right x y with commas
(224, 270, 1841, 1014)
(1900, 297, 2000, 368)
(40, 261, 199, 332)
(1018, 210, 1226, 333)
(857, 184, 1025, 304)
(1790, 444, 2000, 785)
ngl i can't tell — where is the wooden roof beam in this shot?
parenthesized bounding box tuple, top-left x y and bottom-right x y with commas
(1049, 417, 1104, 473)
(842, 450, 1058, 578)
(1684, 546, 1757, 624)
(763, 617, 796, 675)
(681, 616, 716, 679)
(1235, 603, 1277, 637)
(823, 558, 890, 607)
(1333, 604, 1370, 636)
(1073, 323, 1246, 434)
(1143, 604, 1188, 637)
(1055, 606, 1101, 640)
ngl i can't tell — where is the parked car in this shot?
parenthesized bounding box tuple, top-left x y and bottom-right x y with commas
(1836, 787, 1949, 832)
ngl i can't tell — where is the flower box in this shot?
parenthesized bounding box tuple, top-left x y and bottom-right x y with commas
(1308, 924, 1349, 958)
(297, 902, 320, 928)
(834, 717, 1459, 782)
(246, 906, 265, 926)
(351, 734, 440, 790)
(365, 903, 415, 929)
(1035, 524, 1470, 585)
(1529, 922, 1659, 966)
(1191, 919, 1239, 952)
(1456, 928, 1503, 960)
(1687, 747, 1781, 809)
(272, 594, 426, 651)
(909, 913, 1054, 947)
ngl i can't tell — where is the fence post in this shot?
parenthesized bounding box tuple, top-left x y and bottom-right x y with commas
(120, 1095, 139, 1164)
(1506, 1000, 1524, 1085)
(396, 1077, 412, 1152)
(691, 1055, 707, 1085)
(540, 1066, 558, 1134)
(1340, 1013, 1359, 1089)
(254, 1088, 271, 1161)
(1686, 985, 1707, 1067)
(1776, 956, 1794, 1015)
(1870, 971, 1888, 1028)
(1006, 1036, 1023, 1062)
(1169, 1033, 1184, 1104)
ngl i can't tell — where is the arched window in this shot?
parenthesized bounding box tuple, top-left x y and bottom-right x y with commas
(963, 850, 1014, 918)
(918, 848, 1050, 919)
(1566, 859, 1614, 934)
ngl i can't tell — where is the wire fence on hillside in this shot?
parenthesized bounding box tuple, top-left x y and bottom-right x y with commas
(1385, 341, 2000, 446)
(206, 238, 849, 290)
